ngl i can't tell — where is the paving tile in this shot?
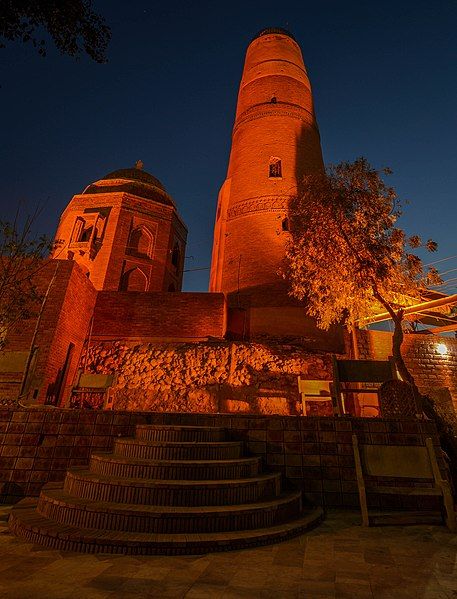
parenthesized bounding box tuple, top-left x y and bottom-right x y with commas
(184, 582, 227, 598)
(0, 509, 456, 598)
(221, 586, 266, 598)
(334, 582, 373, 598)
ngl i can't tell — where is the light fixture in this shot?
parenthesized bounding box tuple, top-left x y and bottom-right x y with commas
(436, 343, 448, 356)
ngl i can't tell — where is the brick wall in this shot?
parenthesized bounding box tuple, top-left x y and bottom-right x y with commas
(358, 330, 457, 409)
(39, 261, 97, 404)
(0, 408, 442, 509)
(1, 260, 97, 404)
(92, 291, 226, 341)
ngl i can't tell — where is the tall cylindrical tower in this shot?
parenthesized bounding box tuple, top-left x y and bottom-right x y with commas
(210, 28, 323, 301)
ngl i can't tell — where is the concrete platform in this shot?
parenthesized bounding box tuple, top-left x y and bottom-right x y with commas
(1, 505, 456, 598)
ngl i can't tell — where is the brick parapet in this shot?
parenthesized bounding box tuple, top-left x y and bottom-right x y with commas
(92, 291, 226, 341)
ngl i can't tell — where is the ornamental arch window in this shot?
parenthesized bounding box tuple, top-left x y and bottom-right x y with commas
(120, 267, 148, 292)
(80, 225, 93, 242)
(72, 216, 95, 243)
(126, 225, 153, 259)
(72, 217, 85, 242)
(269, 157, 282, 178)
(71, 215, 98, 244)
(171, 242, 181, 269)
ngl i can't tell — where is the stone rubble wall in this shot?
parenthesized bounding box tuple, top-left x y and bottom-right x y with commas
(80, 341, 333, 415)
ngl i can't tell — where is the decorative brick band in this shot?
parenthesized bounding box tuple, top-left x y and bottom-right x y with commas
(227, 196, 292, 220)
(233, 103, 316, 135)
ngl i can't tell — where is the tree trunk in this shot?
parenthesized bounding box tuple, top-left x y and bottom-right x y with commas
(391, 317, 457, 488)
(391, 316, 416, 388)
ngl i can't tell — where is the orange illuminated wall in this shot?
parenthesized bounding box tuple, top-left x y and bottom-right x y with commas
(53, 167, 187, 292)
(3, 260, 97, 404)
(91, 291, 226, 342)
(357, 330, 457, 408)
(210, 28, 323, 301)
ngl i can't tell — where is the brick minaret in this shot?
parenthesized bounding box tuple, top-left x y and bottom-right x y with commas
(210, 28, 323, 301)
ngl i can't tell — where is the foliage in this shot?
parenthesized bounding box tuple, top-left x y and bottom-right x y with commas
(283, 157, 441, 384)
(0, 0, 110, 62)
(0, 212, 53, 350)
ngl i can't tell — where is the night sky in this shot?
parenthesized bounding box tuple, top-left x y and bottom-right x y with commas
(1, 0, 456, 293)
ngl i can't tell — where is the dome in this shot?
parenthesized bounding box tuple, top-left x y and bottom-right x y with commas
(102, 168, 166, 191)
(253, 28, 296, 42)
(82, 165, 175, 207)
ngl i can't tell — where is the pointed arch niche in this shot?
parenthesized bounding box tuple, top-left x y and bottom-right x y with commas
(171, 242, 181, 270)
(120, 267, 148, 292)
(126, 225, 154, 259)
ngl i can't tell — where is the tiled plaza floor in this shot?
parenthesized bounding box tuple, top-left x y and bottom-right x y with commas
(0, 505, 456, 599)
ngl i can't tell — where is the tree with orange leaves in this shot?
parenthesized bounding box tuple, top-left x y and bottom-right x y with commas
(283, 157, 441, 391)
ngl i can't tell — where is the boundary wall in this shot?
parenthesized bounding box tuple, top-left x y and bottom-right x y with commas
(0, 409, 443, 510)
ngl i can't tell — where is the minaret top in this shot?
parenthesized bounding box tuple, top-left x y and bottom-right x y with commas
(253, 28, 296, 42)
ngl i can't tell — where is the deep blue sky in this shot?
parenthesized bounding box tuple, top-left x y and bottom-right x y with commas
(1, 0, 456, 292)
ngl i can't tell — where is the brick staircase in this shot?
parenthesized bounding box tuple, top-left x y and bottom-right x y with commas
(9, 424, 323, 555)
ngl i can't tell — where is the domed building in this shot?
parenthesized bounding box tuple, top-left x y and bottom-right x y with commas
(53, 162, 187, 292)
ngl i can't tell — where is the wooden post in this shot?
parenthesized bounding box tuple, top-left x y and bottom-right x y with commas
(425, 438, 456, 532)
(352, 434, 369, 526)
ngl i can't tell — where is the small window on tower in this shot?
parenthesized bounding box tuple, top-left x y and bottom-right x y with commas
(281, 217, 289, 232)
(269, 157, 282, 178)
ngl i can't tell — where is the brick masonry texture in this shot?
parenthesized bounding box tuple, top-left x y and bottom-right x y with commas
(210, 32, 323, 298)
(357, 330, 457, 409)
(53, 173, 187, 293)
(2, 260, 97, 404)
(0, 409, 442, 509)
(92, 291, 226, 341)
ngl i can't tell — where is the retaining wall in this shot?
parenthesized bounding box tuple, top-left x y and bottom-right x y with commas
(0, 409, 443, 510)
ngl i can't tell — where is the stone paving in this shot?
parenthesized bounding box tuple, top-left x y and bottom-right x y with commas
(0, 505, 456, 598)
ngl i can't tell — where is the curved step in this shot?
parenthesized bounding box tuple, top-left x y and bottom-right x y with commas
(37, 488, 302, 533)
(135, 425, 227, 443)
(90, 453, 261, 480)
(114, 438, 243, 461)
(63, 470, 281, 506)
(10, 499, 323, 555)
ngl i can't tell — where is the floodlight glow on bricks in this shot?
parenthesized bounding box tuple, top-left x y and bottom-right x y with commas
(436, 343, 448, 356)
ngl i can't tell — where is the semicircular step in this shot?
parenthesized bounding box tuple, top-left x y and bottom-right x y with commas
(135, 425, 227, 443)
(63, 470, 281, 506)
(37, 487, 302, 533)
(9, 498, 323, 555)
(89, 453, 261, 480)
(9, 421, 324, 555)
(113, 439, 244, 461)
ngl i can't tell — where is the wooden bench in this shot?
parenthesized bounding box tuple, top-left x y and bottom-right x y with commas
(297, 378, 337, 416)
(333, 357, 398, 415)
(353, 434, 456, 531)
